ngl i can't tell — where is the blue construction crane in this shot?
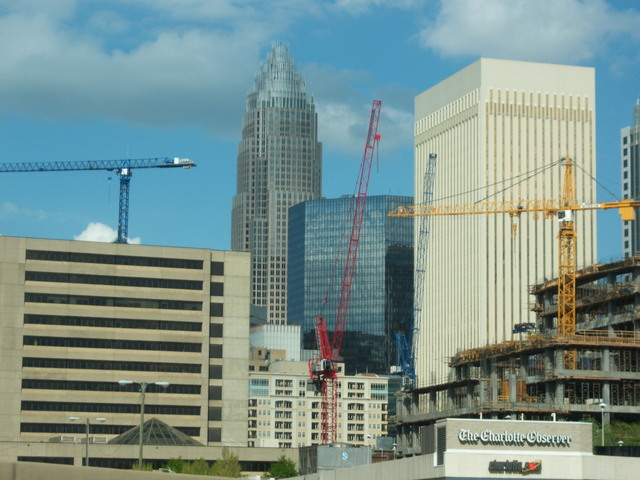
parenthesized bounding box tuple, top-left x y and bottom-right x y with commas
(0, 157, 195, 244)
(395, 153, 437, 390)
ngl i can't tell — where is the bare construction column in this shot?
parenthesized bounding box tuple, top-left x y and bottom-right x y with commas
(490, 358, 499, 418)
(520, 353, 529, 405)
(479, 358, 490, 407)
(544, 349, 555, 404)
(601, 271, 615, 422)
(555, 348, 565, 403)
(509, 372, 517, 403)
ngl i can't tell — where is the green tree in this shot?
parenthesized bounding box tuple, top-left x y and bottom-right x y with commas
(265, 455, 298, 479)
(164, 457, 186, 473)
(210, 446, 242, 478)
(182, 458, 211, 475)
(588, 418, 640, 447)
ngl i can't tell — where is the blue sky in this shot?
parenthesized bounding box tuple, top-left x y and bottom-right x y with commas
(0, 0, 638, 263)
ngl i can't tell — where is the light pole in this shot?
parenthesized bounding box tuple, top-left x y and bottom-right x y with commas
(599, 402, 606, 447)
(119, 380, 170, 470)
(69, 416, 106, 466)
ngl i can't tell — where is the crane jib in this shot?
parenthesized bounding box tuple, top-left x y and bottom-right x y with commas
(0, 157, 195, 244)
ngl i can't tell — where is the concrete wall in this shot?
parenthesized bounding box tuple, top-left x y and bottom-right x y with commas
(287, 453, 640, 480)
(0, 461, 237, 480)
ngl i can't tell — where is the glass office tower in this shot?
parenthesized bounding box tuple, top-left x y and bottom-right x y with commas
(232, 43, 322, 324)
(622, 98, 640, 258)
(288, 195, 414, 374)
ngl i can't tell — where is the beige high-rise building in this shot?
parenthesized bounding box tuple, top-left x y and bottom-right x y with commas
(414, 58, 597, 386)
(0, 236, 250, 458)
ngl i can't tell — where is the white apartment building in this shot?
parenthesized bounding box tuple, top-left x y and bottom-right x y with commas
(248, 361, 388, 448)
(414, 58, 597, 386)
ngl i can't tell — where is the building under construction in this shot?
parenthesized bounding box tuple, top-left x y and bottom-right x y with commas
(395, 256, 640, 456)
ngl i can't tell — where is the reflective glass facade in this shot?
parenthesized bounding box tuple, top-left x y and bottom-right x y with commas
(288, 195, 414, 374)
(232, 43, 322, 324)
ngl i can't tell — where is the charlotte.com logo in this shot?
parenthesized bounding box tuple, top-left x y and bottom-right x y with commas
(488, 459, 542, 474)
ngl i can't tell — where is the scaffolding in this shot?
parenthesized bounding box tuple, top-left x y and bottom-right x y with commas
(394, 256, 640, 455)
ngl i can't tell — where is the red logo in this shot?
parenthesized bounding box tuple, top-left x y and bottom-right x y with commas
(522, 460, 542, 473)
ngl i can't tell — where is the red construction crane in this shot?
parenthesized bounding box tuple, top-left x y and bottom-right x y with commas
(308, 100, 382, 444)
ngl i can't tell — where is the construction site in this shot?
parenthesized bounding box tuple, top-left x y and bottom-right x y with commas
(395, 255, 640, 455)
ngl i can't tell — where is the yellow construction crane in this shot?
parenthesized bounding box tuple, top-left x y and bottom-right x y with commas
(389, 157, 640, 368)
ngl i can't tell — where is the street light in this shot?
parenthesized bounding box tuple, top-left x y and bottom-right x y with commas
(69, 416, 106, 466)
(119, 380, 170, 470)
(599, 402, 606, 447)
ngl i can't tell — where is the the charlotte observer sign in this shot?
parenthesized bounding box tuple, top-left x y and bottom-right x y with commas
(458, 428, 572, 447)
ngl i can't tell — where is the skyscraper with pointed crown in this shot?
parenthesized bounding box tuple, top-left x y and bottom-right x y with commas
(232, 43, 322, 324)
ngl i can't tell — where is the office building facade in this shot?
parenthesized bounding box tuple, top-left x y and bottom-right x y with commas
(0, 236, 250, 451)
(414, 58, 597, 386)
(232, 43, 322, 324)
(288, 195, 414, 375)
(622, 98, 640, 258)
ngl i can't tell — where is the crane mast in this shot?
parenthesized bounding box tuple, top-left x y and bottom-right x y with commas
(558, 158, 578, 367)
(309, 100, 381, 444)
(395, 153, 437, 389)
(0, 157, 195, 243)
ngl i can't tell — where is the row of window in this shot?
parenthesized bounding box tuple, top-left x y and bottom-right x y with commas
(25, 293, 202, 311)
(21, 401, 200, 416)
(14, 457, 275, 470)
(23, 336, 202, 353)
(24, 314, 202, 332)
(20, 423, 199, 437)
(22, 379, 201, 395)
(23, 357, 202, 374)
(26, 250, 204, 270)
(26, 271, 203, 291)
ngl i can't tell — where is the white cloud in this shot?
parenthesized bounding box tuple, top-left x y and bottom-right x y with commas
(74, 222, 141, 244)
(420, 0, 640, 64)
(0, 1, 307, 136)
(0, 201, 46, 220)
(0, 0, 416, 156)
(332, 0, 418, 15)
(317, 101, 412, 159)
